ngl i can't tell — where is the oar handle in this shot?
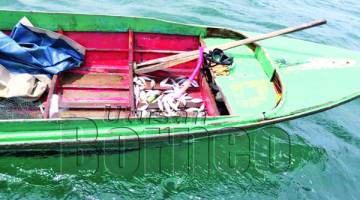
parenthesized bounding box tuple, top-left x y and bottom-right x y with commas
(135, 19, 327, 74)
(217, 19, 327, 51)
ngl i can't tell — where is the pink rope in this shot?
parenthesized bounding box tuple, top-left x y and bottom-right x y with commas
(174, 47, 204, 99)
(189, 47, 204, 81)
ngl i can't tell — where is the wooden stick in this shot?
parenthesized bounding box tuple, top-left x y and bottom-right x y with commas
(135, 19, 327, 74)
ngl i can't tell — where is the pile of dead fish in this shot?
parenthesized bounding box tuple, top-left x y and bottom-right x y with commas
(133, 76, 206, 117)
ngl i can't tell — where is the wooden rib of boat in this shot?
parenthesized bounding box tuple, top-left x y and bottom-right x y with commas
(0, 10, 359, 153)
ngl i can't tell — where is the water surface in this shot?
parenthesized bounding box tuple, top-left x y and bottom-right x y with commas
(0, 0, 360, 199)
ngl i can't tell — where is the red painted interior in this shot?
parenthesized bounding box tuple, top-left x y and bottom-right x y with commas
(23, 30, 218, 117)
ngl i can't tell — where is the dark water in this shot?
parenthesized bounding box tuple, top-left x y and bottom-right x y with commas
(1, 0, 360, 199)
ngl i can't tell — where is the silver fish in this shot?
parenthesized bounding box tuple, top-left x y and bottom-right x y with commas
(170, 78, 177, 86)
(134, 85, 140, 98)
(157, 98, 164, 111)
(133, 77, 139, 83)
(139, 76, 153, 81)
(185, 96, 192, 100)
(137, 104, 149, 111)
(178, 94, 187, 106)
(138, 76, 146, 85)
(140, 110, 150, 118)
(177, 78, 187, 85)
(199, 103, 205, 111)
(163, 90, 174, 94)
(163, 100, 172, 114)
(136, 80, 144, 86)
(175, 76, 186, 81)
(185, 107, 199, 113)
(191, 80, 199, 88)
(197, 111, 205, 117)
(190, 98, 203, 103)
(150, 79, 156, 88)
(139, 91, 147, 103)
(168, 99, 180, 111)
(153, 94, 163, 103)
(160, 77, 173, 88)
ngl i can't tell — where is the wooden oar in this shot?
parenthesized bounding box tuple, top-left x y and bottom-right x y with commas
(135, 19, 327, 74)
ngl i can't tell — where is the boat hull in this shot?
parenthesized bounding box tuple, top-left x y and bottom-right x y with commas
(0, 10, 359, 153)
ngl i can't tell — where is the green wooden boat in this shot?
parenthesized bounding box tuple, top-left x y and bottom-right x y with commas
(0, 10, 359, 153)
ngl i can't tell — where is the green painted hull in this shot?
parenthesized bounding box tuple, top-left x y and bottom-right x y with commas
(0, 10, 359, 153)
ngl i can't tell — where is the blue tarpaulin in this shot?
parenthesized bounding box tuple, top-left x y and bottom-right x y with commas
(0, 18, 84, 75)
